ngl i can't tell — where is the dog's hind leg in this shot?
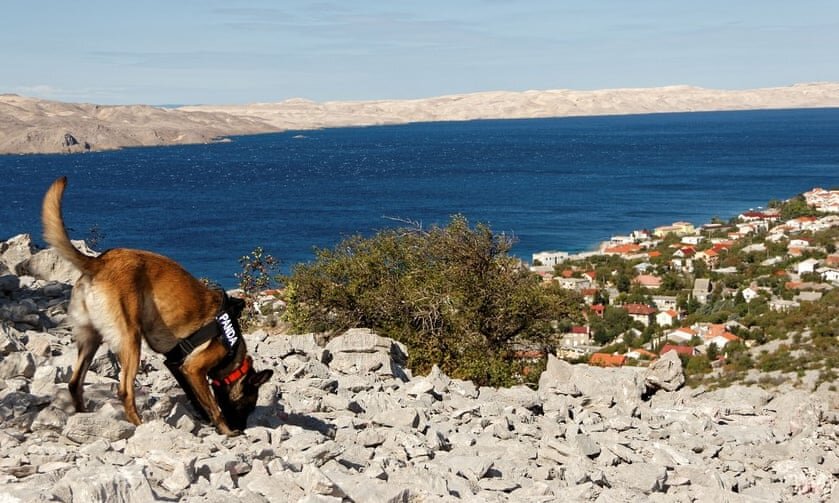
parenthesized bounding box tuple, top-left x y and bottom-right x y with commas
(117, 328, 143, 425)
(68, 323, 102, 412)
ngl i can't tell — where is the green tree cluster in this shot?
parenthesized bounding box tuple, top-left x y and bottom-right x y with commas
(282, 215, 581, 386)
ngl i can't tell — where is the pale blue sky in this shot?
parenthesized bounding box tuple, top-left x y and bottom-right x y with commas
(2, 1, 837, 105)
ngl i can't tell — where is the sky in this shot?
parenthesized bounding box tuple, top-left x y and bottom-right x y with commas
(2, 0, 838, 105)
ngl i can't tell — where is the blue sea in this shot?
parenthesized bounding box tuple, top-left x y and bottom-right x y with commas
(1, 108, 838, 288)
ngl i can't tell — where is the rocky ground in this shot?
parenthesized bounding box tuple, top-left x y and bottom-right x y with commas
(4, 82, 839, 155)
(1, 233, 838, 502)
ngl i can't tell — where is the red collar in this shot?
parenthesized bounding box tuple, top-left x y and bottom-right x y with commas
(212, 357, 250, 387)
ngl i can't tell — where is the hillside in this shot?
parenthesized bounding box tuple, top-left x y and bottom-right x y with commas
(181, 82, 839, 130)
(0, 94, 274, 155)
(1, 233, 837, 501)
(3, 82, 839, 155)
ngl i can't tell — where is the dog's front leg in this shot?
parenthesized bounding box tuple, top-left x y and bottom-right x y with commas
(180, 359, 239, 436)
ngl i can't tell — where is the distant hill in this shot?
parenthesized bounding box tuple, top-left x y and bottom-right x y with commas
(181, 82, 839, 130)
(0, 94, 273, 155)
(3, 83, 839, 155)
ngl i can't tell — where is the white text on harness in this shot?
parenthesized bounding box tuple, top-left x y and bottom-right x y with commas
(216, 312, 238, 348)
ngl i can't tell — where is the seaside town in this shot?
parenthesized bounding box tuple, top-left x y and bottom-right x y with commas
(528, 187, 839, 386)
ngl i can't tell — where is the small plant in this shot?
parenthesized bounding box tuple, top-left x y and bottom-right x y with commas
(86, 224, 106, 249)
(235, 247, 281, 329)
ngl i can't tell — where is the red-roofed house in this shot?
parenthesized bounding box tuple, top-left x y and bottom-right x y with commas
(705, 331, 740, 349)
(589, 353, 626, 367)
(580, 288, 598, 304)
(590, 304, 605, 317)
(673, 246, 696, 258)
(634, 274, 662, 290)
(561, 325, 591, 347)
(622, 303, 657, 327)
(604, 243, 642, 256)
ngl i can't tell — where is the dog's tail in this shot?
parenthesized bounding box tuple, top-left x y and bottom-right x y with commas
(42, 176, 96, 273)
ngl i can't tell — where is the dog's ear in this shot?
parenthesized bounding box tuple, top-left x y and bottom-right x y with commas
(248, 369, 273, 388)
(227, 296, 246, 319)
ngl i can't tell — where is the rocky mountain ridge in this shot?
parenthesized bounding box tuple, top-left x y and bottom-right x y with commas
(1, 233, 838, 502)
(3, 82, 839, 155)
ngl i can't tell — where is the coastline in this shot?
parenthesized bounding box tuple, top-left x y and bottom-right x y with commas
(3, 82, 839, 155)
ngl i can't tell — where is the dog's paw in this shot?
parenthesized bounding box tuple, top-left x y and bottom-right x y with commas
(225, 429, 243, 437)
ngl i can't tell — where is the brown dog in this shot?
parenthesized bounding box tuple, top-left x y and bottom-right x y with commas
(42, 177, 272, 435)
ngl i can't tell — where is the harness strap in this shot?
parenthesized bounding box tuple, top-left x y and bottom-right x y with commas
(163, 290, 243, 366)
(163, 321, 219, 364)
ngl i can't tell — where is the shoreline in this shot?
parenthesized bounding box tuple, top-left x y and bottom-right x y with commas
(3, 82, 839, 155)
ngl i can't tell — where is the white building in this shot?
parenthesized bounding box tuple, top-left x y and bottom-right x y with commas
(796, 258, 820, 275)
(532, 251, 568, 267)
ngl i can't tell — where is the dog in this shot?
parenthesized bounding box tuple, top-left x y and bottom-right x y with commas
(42, 176, 273, 436)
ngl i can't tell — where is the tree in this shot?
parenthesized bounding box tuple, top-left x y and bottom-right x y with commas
(283, 215, 579, 386)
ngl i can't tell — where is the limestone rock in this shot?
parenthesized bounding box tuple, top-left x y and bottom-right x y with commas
(644, 349, 685, 392)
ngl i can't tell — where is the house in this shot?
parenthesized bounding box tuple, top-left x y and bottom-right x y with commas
(654, 221, 696, 238)
(603, 243, 642, 256)
(634, 274, 662, 290)
(580, 288, 598, 304)
(820, 268, 839, 283)
(651, 295, 678, 311)
(621, 303, 657, 327)
(670, 257, 693, 273)
(796, 258, 820, 275)
(804, 187, 839, 212)
(660, 344, 697, 357)
(795, 291, 823, 302)
(666, 327, 697, 344)
(769, 298, 800, 312)
(656, 309, 680, 327)
(673, 246, 696, 259)
(532, 251, 568, 267)
(589, 353, 626, 368)
(625, 348, 658, 360)
(789, 238, 812, 249)
(704, 332, 739, 349)
(739, 210, 780, 223)
(741, 286, 760, 303)
(681, 235, 704, 246)
(556, 277, 591, 291)
(695, 248, 720, 268)
(590, 304, 606, 317)
(697, 325, 739, 349)
(692, 278, 713, 304)
(561, 326, 591, 347)
(633, 262, 653, 273)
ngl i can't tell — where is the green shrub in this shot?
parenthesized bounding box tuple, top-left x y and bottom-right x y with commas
(282, 215, 580, 386)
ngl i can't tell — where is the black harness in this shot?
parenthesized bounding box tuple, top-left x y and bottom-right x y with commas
(164, 291, 246, 366)
(162, 291, 247, 421)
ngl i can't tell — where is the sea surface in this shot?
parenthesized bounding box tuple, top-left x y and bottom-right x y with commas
(1, 108, 838, 288)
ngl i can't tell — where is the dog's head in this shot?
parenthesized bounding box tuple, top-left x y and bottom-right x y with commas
(214, 356, 273, 431)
